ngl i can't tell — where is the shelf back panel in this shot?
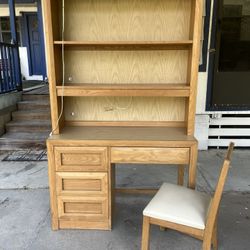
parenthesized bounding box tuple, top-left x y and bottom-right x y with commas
(64, 97, 186, 122)
(64, 50, 189, 84)
(61, 0, 192, 41)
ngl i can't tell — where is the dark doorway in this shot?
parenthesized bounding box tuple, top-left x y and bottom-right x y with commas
(24, 13, 44, 76)
(208, 0, 250, 110)
(22, 11, 46, 79)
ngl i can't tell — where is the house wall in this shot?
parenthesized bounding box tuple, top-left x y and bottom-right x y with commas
(0, 4, 36, 16)
(19, 47, 43, 80)
(0, 3, 43, 80)
(195, 0, 250, 149)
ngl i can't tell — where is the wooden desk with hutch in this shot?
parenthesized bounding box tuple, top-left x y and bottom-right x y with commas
(43, 0, 203, 230)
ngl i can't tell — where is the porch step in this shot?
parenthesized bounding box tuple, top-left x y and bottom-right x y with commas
(17, 101, 50, 110)
(0, 86, 51, 150)
(22, 94, 50, 101)
(0, 132, 49, 150)
(6, 120, 51, 132)
(12, 110, 51, 121)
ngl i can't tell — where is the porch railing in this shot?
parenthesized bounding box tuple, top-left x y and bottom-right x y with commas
(0, 42, 22, 94)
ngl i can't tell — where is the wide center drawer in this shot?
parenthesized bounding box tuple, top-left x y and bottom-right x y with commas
(111, 147, 190, 164)
(56, 172, 108, 196)
(54, 147, 108, 171)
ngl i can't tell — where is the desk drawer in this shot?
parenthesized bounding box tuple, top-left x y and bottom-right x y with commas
(111, 147, 190, 164)
(55, 147, 108, 171)
(56, 172, 108, 196)
(57, 196, 109, 221)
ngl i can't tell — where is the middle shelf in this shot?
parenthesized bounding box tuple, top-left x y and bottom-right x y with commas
(56, 84, 190, 97)
(53, 40, 193, 50)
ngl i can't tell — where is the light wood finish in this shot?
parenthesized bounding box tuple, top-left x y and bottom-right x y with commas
(59, 220, 110, 230)
(141, 216, 151, 250)
(111, 147, 189, 164)
(57, 196, 108, 220)
(54, 40, 193, 50)
(42, 0, 61, 134)
(48, 126, 196, 145)
(115, 188, 158, 195)
(63, 0, 192, 41)
(54, 147, 108, 172)
(188, 143, 198, 189)
(46, 141, 59, 230)
(141, 143, 234, 250)
(44, 0, 203, 231)
(64, 50, 188, 84)
(178, 165, 185, 186)
(187, 0, 203, 135)
(64, 97, 186, 122)
(56, 84, 190, 97)
(65, 121, 186, 128)
(56, 172, 108, 196)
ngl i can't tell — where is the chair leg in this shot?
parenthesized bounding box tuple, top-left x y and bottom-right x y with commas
(141, 216, 150, 250)
(178, 165, 185, 186)
(202, 238, 212, 250)
(212, 221, 218, 250)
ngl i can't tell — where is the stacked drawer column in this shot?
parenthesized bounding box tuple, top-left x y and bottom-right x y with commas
(48, 145, 111, 230)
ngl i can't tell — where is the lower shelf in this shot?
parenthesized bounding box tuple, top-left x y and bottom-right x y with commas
(56, 84, 190, 97)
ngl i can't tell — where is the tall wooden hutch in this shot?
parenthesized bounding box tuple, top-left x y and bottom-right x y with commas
(43, 0, 203, 230)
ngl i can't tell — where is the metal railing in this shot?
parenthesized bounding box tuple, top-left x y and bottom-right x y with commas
(0, 42, 22, 94)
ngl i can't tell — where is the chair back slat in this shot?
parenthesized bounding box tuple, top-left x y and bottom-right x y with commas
(203, 142, 234, 248)
(225, 142, 234, 161)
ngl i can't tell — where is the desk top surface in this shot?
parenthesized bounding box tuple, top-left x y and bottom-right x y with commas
(48, 126, 196, 146)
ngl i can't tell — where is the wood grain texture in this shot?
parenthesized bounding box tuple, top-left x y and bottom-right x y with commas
(187, 0, 203, 135)
(64, 50, 189, 84)
(65, 121, 185, 128)
(57, 196, 108, 220)
(56, 84, 190, 97)
(64, 97, 186, 122)
(59, 220, 110, 230)
(48, 126, 196, 144)
(188, 143, 198, 189)
(111, 147, 190, 164)
(46, 141, 59, 230)
(54, 40, 193, 50)
(42, 0, 61, 134)
(54, 147, 108, 171)
(56, 172, 108, 196)
(63, 0, 191, 41)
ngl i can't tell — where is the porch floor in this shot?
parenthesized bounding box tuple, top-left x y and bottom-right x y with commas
(0, 149, 249, 250)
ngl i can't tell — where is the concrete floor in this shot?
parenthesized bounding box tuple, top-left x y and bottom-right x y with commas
(0, 149, 249, 250)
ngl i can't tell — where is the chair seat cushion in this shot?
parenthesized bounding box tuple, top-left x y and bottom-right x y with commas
(143, 183, 211, 229)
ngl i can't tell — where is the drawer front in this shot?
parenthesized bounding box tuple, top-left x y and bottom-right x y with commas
(111, 147, 190, 164)
(56, 172, 108, 196)
(57, 196, 109, 221)
(54, 147, 108, 171)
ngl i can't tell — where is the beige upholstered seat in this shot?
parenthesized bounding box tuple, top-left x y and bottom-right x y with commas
(143, 183, 211, 230)
(141, 142, 234, 250)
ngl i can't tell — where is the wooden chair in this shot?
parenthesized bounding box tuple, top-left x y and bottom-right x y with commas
(141, 142, 234, 250)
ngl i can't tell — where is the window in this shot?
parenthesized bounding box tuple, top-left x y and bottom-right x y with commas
(0, 17, 21, 46)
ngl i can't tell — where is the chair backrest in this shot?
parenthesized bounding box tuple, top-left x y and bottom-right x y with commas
(204, 142, 234, 241)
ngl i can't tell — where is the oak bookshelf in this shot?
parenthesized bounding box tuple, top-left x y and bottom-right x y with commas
(43, 0, 203, 230)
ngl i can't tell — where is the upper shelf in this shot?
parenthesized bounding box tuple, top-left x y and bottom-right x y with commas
(56, 84, 190, 97)
(53, 41, 193, 50)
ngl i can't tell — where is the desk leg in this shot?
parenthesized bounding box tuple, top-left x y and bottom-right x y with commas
(178, 165, 185, 186)
(110, 163, 116, 229)
(47, 143, 59, 230)
(188, 143, 198, 189)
